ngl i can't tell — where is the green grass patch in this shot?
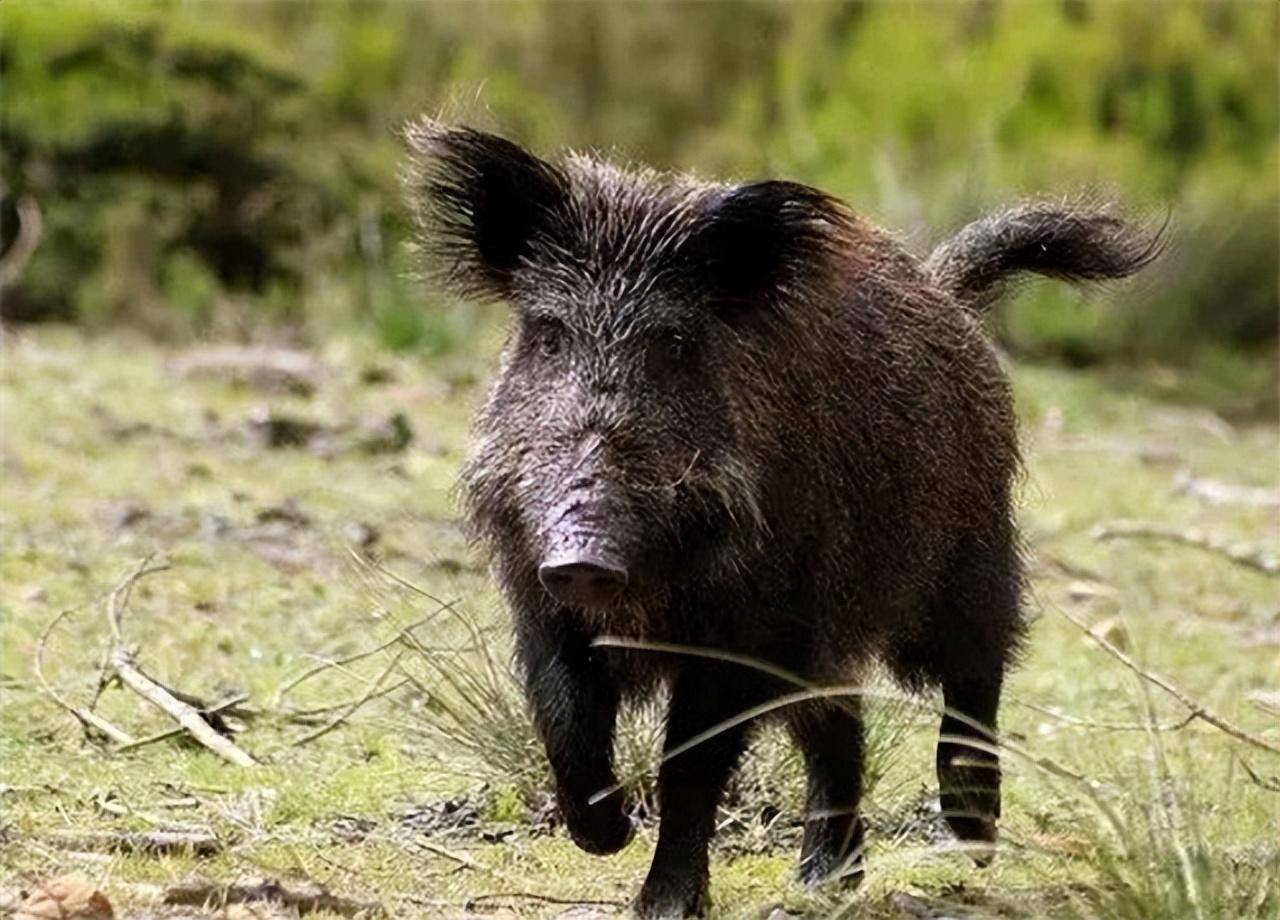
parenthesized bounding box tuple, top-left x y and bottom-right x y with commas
(2, 328, 1277, 917)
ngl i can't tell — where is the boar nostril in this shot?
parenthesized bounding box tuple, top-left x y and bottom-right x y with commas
(538, 558, 628, 607)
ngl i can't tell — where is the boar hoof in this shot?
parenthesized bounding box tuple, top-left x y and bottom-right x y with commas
(632, 888, 706, 919)
(942, 813, 998, 867)
(566, 803, 635, 856)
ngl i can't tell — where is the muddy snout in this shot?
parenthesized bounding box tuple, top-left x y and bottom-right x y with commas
(537, 496, 630, 608)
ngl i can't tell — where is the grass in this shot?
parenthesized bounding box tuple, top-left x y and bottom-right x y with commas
(1, 325, 1277, 918)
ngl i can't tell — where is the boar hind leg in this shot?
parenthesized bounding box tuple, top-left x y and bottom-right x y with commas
(788, 700, 865, 889)
(634, 666, 763, 919)
(937, 675, 1003, 864)
(932, 528, 1021, 865)
(523, 625, 633, 856)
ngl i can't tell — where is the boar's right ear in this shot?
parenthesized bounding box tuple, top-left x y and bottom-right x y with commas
(405, 120, 567, 299)
(691, 180, 852, 318)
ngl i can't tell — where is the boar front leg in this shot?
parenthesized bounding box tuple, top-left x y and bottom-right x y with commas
(522, 622, 633, 856)
(635, 665, 765, 919)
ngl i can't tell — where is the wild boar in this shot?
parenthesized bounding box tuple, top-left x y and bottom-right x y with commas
(406, 121, 1158, 917)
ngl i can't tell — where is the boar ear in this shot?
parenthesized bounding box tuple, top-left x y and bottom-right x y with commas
(406, 120, 567, 298)
(693, 180, 851, 315)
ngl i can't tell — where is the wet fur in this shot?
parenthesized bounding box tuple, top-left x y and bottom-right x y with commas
(406, 120, 1158, 917)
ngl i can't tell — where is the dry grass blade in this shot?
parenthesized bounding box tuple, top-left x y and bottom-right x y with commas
(272, 615, 438, 706)
(281, 679, 410, 724)
(273, 554, 462, 707)
(593, 636, 1093, 800)
(1059, 606, 1280, 756)
(1016, 699, 1198, 734)
(291, 650, 407, 746)
(590, 637, 935, 805)
(358, 553, 509, 694)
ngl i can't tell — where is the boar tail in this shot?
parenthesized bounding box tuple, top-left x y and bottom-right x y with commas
(925, 201, 1165, 312)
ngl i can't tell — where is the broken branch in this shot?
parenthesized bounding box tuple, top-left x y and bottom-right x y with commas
(1092, 520, 1279, 576)
(110, 652, 257, 767)
(48, 828, 221, 857)
(115, 694, 250, 753)
(1059, 606, 1280, 756)
(162, 877, 384, 917)
(103, 558, 258, 767)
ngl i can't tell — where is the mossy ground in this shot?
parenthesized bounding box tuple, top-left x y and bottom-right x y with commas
(2, 327, 1277, 918)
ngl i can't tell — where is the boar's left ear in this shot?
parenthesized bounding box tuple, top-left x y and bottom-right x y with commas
(690, 180, 851, 316)
(406, 120, 568, 299)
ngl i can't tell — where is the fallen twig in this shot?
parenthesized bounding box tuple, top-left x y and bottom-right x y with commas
(465, 890, 625, 911)
(1059, 606, 1280, 756)
(33, 609, 135, 745)
(0, 193, 42, 289)
(100, 559, 255, 767)
(1092, 520, 1279, 576)
(1240, 759, 1280, 793)
(48, 828, 221, 857)
(1174, 470, 1279, 509)
(162, 876, 384, 917)
(103, 558, 258, 767)
(110, 653, 257, 767)
(115, 694, 250, 753)
(406, 837, 491, 873)
(104, 556, 169, 645)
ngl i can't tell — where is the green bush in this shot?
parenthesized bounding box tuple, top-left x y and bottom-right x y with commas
(1, 0, 1274, 398)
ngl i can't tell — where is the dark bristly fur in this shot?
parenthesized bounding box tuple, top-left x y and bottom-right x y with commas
(926, 200, 1165, 312)
(404, 119, 1157, 919)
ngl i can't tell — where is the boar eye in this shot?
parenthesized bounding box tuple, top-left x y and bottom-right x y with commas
(528, 316, 565, 358)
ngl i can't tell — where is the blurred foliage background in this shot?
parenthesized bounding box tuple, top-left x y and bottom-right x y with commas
(2, 0, 1276, 413)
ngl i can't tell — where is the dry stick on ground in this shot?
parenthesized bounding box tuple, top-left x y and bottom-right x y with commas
(33, 608, 136, 745)
(465, 891, 625, 911)
(161, 877, 384, 918)
(1058, 606, 1280, 756)
(48, 829, 221, 857)
(104, 557, 258, 767)
(394, 833, 582, 903)
(1174, 470, 1280, 509)
(1240, 759, 1280, 793)
(1091, 520, 1280, 576)
(115, 693, 249, 753)
(0, 193, 42, 289)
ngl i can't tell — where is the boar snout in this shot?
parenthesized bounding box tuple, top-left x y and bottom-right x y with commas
(538, 551, 628, 607)
(537, 494, 630, 607)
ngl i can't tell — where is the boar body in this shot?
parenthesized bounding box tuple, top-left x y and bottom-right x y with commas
(407, 123, 1158, 917)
